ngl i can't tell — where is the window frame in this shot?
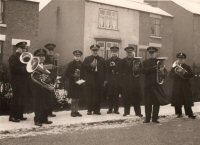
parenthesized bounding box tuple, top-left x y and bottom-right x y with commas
(0, 0, 5, 24)
(98, 8, 119, 31)
(151, 18, 161, 37)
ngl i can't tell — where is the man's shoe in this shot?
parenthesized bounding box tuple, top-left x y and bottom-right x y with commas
(137, 114, 143, 118)
(71, 112, 77, 117)
(87, 112, 92, 115)
(152, 120, 160, 123)
(188, 115, 196, 119)
(43, 121, 53, 124)
(114, 111, 120, 114)
(123, 113, 129, 117)
(107, 110, 112, 114)
(20, 117, 27, 121)
(9, 117, 20, 123)
(49, 114, 56, 117)
(76, 112, 82, 117)
(35, 122, 42, 127)
(94, 112, 101, 115)
(176, 114, 183, 118)
(143, 120, 150, 123)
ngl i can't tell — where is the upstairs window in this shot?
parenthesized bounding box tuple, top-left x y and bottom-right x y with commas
(0, 0, 4, 24)
(98, 9, 118, 30)
(151, 18, 161, 37)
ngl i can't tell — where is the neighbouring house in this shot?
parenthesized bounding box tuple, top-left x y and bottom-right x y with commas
(145, 0, 200, 66)
(0, 0, 39, 63)
(38, 0, 174, 68)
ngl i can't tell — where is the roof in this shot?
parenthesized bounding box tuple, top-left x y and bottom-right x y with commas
(87, 0, 173, 17)
(25, 0, 51, 11)
(171, 0, 200, 15)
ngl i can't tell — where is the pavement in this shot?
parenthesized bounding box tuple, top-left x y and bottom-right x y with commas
(1, 118, 200, 145)
(0, 103, 200, 139)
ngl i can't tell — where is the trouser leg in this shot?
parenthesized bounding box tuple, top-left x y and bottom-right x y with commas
(134, 104, 141, 116)
(184, 106, 194, 116)
(108, 95, 114, 111)
(124, 100, 130, 115)
(152, 105, 160, 121)
(145, 103, 152, 121)
(175, 106, 182, 115)
(71, 99, 76, 113)
(113, 94, 119, 112)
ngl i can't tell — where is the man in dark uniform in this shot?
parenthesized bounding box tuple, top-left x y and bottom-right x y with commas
(63, 50, 84, 117)
(121, 46, 143, 117)
(143, 47, 169, 123)
(8, 41, 32, 122)
(44, 43, 57, 117)
(31, 48, 53, 126)
(83, 44, 105, 115)
(105, 46, 121, 114)
(170, 53, 196, 119)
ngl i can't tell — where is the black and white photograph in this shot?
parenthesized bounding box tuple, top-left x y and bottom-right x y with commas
(0, 0, 200, 144)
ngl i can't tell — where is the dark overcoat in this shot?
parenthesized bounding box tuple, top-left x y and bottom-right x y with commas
(82, 55, 105, 101)
(169, 64, 194, 107)
(105, 57, 122, 97)
(121, 57, 142, 105)
(64, 60, 83, 99)
(142, 58, 169, 106)
(8, 53, 32, 106)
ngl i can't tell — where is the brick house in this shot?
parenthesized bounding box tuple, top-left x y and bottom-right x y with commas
(38, 0, 173, 68)
(0, 0, 39, 63)
(145, 0, 200, 66)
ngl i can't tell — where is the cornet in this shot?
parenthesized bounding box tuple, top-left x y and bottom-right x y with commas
(20, 52, 56, 91)
(172, 60, 188, 79)
(156, 57, 168, 85)
(133, 57, 142, 78)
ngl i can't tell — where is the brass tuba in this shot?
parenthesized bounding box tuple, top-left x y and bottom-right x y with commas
(20, 52, 56, 91)
(156, 57, 168, 85)
(133, 57, 142, 78)
(172, 60, 188, 79)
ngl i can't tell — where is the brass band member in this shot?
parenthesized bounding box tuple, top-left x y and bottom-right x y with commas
(121, 47, 143, 117)
(170, 53, 196, 119)
(63, 50, 83, 117)
(44, 43, 57, 117)
(83, 44, 106, 115)
(8, 42, 32, 122)
(143, 47, 169, 123)
(31, 49, 53, 126)
(105, 46, 121, 114)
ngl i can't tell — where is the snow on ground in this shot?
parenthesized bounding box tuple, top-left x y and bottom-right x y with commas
(0, 103, 200, 139)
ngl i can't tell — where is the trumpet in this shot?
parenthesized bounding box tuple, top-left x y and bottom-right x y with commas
(172, 60, 188, 79)
(20, 52, 56, 91)
(133, 57, 142, 78)
(156, 57, 168, 85)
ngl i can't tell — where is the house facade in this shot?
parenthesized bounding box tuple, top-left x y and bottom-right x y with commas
(38, 0, 173, 68)
(145, 0, 200, 66)
(0, 0, 39, 63)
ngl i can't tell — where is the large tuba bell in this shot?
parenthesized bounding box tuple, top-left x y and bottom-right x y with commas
(20, 52, 56, 91)
(172, 60, 188, 79)
(133, 57, 142, 78)
(156, 57, 168, 85)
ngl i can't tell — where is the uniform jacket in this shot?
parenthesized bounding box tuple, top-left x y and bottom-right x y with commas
(120, 57, 142, 104)
(169, 63, 194, 107)
(64, 60, 83, 99)
(142, 58, 169, 105)
(8, 52, 32, 105)
(105, 57, 122, 97)
(82, 55, 105, 85)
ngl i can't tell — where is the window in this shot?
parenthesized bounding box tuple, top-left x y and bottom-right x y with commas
(96, 41, 120, 59)
(99, 9, 118, 30)
(0, 0, 4, 24)
(151, 18, 161, 37)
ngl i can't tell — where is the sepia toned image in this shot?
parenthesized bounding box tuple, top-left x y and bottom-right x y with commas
(0, 0, 200, 144)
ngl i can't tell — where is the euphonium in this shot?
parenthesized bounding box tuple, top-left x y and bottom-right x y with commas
(20, 52, 56, 91)
(172, 60, 188, 79)
(133, 57, 142, 78)
(156, 57, 168, 85)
